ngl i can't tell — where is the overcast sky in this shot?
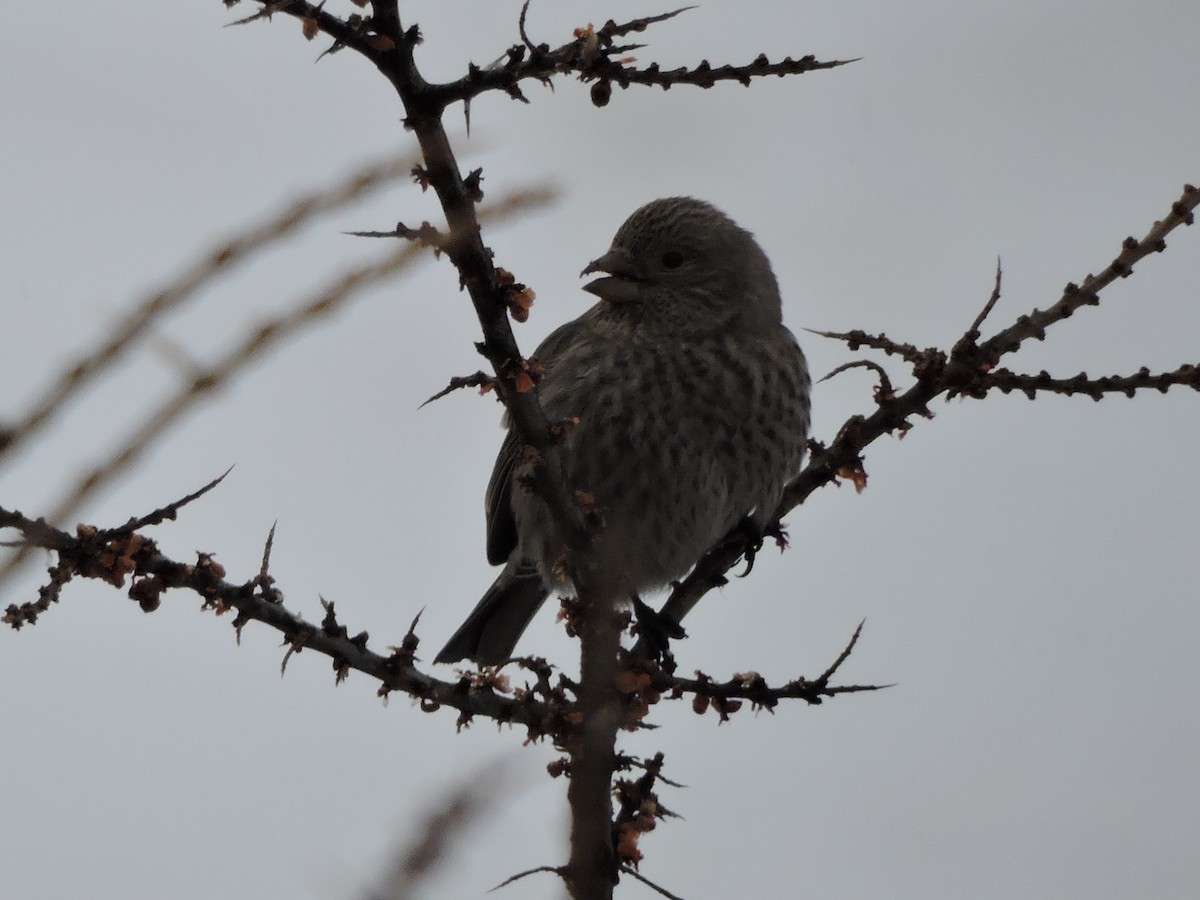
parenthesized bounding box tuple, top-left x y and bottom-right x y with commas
(3, 2, 1198, 899)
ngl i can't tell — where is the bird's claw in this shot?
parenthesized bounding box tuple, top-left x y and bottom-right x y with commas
(630, 592, 686, 660)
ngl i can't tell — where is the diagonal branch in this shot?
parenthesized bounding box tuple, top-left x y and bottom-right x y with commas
(0, 154, 417, 463)
(0, 504, 570, 736)
(980, 185, 1198, 359)
(654, 183, 1200, 631)
(0, 245, 423, 587)
(0, 190, 549, 589)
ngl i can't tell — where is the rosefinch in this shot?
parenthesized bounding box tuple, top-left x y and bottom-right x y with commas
(436, 197, 811, 664)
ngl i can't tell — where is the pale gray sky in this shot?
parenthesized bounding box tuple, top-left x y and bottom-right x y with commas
(3, 2, 1198, 899)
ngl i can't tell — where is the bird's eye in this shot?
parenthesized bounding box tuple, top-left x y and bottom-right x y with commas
(661, 251, 684, 270)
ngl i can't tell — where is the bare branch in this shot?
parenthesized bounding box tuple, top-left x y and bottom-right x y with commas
(652, 622, 887, 722)
(370, 766, 508, 900)
(0, 245, 421, 587)
(981, 363, 1200, 401)
(980, 184, 1198, 360)
(1, 558, 72, 629)
(617, 865, 686, 900)
(965, 257, 1004, 339)
(345, 220, 449, 255)
(0, 505, 575, 737)
(419, 371, 497, 409)
(0, 153, 417, 463)
(227, 0, 389, 60)
(436, 43, 856, 110)
(489, 865, 564, 893)
(0, 190, 550, 589)
(814, 618, 867, 687)
(598, 7, 697, 40)
(104, 467, 234, 536)
(807, 327, 929, 367)
(818, 360, 899, 408)
(654, 183, 1200, 631)
(224, 0, 301, 28)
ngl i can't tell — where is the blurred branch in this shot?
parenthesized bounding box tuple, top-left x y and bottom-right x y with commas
(22, 5, 1187, 895)
(224, 0, 856, 583)
(0, 245, 418, 586)
(0, 189, 550, 589)
(368, 763, 509, 900)
(0, 153, 418, 463)
(0, 5, 863, 894)
(215, 8, 1200, 895)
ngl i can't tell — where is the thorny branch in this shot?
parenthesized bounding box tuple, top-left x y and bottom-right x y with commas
(982, 363, 1200, 400)
(0, 189, 550, 590)
(0, 495, 871, 721)
(213, 1, 858, 649)
(7, 3, 1196, 897)
(1, 498, 566, 732)
(655, 183, 1199, 631)
(218, 0, 855, 564)
(215, 13, 856, 895)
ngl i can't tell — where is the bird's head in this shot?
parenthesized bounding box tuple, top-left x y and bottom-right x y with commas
(580, 197, 783, 333)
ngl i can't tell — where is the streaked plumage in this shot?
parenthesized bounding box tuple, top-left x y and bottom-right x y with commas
(436, 198, 811, 664)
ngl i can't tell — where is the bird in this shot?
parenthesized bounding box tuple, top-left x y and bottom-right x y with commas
(435, 197, 811, 664)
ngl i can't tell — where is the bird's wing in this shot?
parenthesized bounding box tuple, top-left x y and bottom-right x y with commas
(484, 429, 521, 566)
(482, 316, 590, 567)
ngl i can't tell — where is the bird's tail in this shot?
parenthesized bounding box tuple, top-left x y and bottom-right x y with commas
(434, 563, 550, 665)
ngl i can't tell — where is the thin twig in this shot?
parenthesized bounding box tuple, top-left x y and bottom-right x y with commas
(598, 7, 698, 41)
(965, 257, 1003, 339)
(104, 467, 234, 536)
(980, 184, 1198, 359)
(814, 619, 865, 687)
(489, 865, 563, 892)
(419, 371, 497, 408)
(807, 327, 928, 367)
(618, 865, 686, 900)
(0, 190, 551, 588)
(0, 153, 418, 462)
(654, 184, 1200, 633)
(1, 505, 575, 734)
(517, 0, 537, 53)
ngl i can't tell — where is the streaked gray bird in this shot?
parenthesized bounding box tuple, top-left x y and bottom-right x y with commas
(435, 197, 811, 664)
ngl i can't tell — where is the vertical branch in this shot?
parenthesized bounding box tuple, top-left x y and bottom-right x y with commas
(564, 584, 623, 900)
(210, 8, 878, 896)
(362, 22, 625, 896)
(370, 21, 595, 563)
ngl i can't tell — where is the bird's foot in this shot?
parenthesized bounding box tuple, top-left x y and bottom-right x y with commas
(736, 517, 789, 578)
(630, 592, 686, 661)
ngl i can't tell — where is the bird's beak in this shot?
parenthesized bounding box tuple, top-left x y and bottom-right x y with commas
(580, 247, 644, 304)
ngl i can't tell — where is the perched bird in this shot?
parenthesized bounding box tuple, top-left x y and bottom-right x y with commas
(435, 197, 811, 664)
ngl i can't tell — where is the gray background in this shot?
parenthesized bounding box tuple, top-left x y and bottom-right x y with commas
(3, 2, 1198, 898)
